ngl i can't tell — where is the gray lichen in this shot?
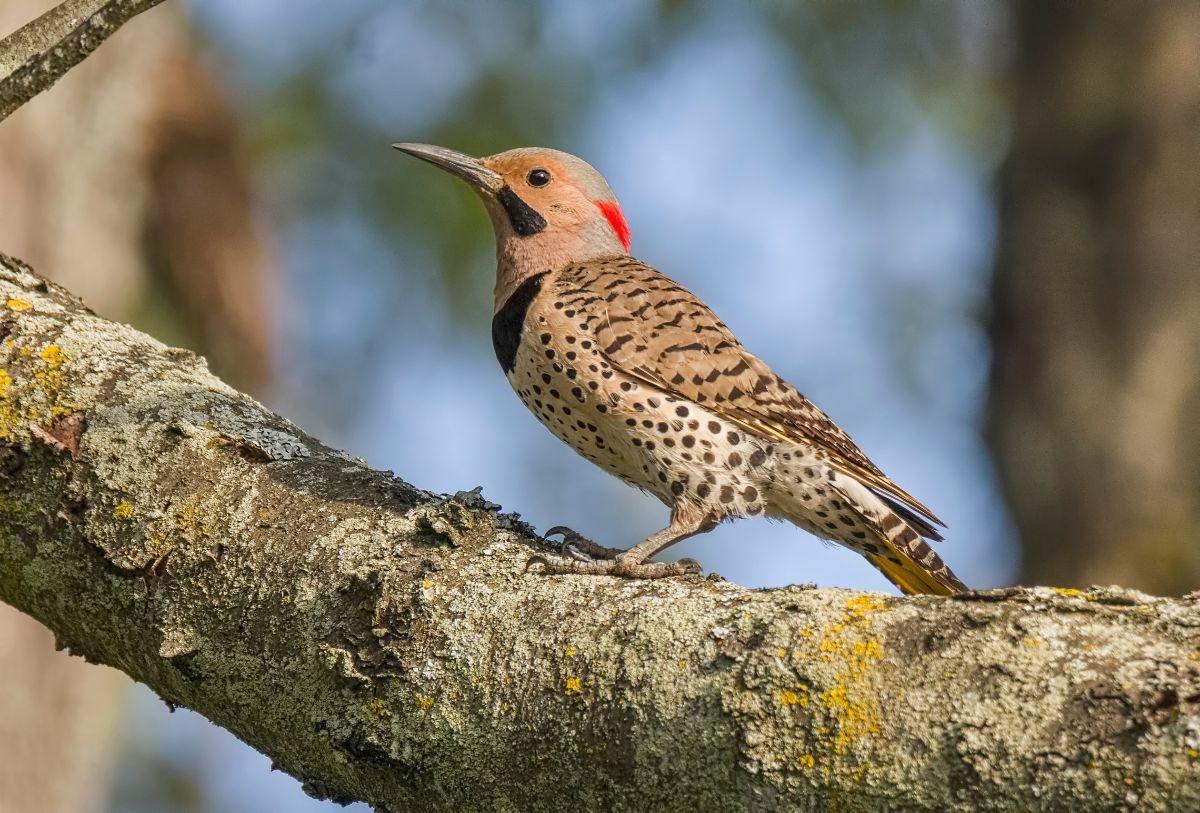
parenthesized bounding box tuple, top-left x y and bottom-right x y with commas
(0, 253, 1198, 812)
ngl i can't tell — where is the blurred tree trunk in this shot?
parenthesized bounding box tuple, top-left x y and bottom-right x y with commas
(989, 1, 1200, 594)
(0, 2, 272, 811)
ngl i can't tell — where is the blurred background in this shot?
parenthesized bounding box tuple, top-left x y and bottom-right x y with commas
(1, 0, 1197, 810)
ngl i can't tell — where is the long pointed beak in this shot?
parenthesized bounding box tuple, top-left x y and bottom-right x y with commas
(391, 143, 504, 193)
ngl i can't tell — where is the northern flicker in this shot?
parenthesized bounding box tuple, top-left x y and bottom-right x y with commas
(393, 143, 967, 595)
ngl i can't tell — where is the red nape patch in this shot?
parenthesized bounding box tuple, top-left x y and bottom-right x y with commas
(594, 200, 631, 252)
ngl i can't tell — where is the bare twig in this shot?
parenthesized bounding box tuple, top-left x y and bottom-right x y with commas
(0, 0, 166, 121)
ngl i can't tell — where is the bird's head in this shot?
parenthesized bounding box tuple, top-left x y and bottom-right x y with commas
(393, 143, 631, 306)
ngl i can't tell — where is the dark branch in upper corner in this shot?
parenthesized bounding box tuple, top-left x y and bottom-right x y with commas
(0, 0, 168, 122)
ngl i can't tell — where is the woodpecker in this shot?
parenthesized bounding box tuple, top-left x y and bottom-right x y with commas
(392, 143, 967, 595)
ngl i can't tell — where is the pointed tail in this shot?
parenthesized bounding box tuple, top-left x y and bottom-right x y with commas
(866, 512, 966, 595)
(833, 481, 968, 596)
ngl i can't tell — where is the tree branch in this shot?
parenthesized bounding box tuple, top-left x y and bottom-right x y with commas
(0, 253, 1198, 811)
(0, 0, 166, 121)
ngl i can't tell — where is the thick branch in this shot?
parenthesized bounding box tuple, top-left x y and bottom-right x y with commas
(0, 254, 1197, 811)
(0, 0, 165, 121)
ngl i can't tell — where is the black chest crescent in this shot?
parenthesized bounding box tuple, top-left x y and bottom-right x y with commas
(491, 272, 548, 373)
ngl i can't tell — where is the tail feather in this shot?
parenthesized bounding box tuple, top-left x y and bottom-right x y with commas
(832, 481, 967, 596)
(876, 493, 944, 542)
(868, 548, 964, 596)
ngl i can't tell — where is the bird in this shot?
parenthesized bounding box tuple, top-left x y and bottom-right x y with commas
(392, 142, 967, 595)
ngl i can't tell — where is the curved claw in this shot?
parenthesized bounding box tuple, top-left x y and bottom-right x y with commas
(542, 525, 618, 560)
(544, 525, 587, 552)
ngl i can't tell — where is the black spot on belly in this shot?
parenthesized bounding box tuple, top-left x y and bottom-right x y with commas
(492, 272, 547, 373)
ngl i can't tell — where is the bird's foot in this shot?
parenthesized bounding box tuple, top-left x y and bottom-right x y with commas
(543, 525, 624, 562)
(527, 552, 703, 579)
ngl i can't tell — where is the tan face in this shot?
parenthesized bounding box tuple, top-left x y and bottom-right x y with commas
(480, 153, 606, 236)
(475, 148, 630, 256)
(392, 143, 630, 306)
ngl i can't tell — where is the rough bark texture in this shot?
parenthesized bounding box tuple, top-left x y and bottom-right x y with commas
(1, 257, 1199, 812)
(0, 0, 105, 77)
(989, 1, 1200, 594)
(0, 0, 167, 120)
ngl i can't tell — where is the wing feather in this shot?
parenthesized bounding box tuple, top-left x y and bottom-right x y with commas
(554, 258, 945, 530)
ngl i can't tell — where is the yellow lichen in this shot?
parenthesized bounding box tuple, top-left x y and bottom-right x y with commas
(421, 580, 433, 589)
(366, 698, 389, 718)
(113, 501, 135, 520)
(0, 343, 76, 438)
(844, 594, 887, 617)
(564, 677, 582, 696)
(1189, 749, 1199, 760)
(852, 640, 883, 659)
(563, 646, 577, 657)
(174, 496, 211, 537)
(776, 648, 788, 658)
(780, 688, 808, 707)
(415, 695, 435, 711)
(676, 659, 687, 669)
(1023, 637, 1040, 648)
(5, 298, 31, 311)
(798, 754, 815, 769)
(1052, 587, 1082, 597)
(787, 594, 888, 758)
(819, 683, 881, 750)
(40, 346, 63, 364)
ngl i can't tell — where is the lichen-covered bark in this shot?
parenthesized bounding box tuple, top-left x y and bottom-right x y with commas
(0, 0, 166, 120)
(0, 254, 1197, 812)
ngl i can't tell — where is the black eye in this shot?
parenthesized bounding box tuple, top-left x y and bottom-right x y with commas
(527, 168, 551, 187)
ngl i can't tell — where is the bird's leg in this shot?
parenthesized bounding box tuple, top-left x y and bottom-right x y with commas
(543, 526, 624, 561)
(530, 505, 717, 579)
